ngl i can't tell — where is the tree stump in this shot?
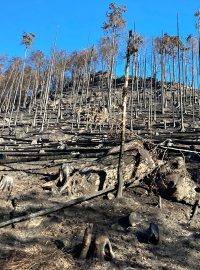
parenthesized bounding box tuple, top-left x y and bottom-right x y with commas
(79, 225, 115, 262)
(79, 223, 93, 259)
(94, 234, 115, 261)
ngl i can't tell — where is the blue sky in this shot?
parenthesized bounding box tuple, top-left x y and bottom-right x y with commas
(0, 0, 200, 58)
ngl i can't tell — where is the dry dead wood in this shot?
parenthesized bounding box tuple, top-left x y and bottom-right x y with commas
(158, 145, 200, 155)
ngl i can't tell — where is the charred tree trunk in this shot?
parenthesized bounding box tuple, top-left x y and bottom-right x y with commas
(14, 47, 27, 125)
(117, 30, 132, 198)
(177, 15, 185, 132)
(161, 50, 165, 115)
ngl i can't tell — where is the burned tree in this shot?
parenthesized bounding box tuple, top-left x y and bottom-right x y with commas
(117, 30, 134, 198)
(102, 3, 126, 112)
(130, 32, 143, 129)
(14, 32, 35, 125)
(194, 9, 200, 83)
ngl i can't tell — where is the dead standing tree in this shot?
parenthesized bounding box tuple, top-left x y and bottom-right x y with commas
(154, 33, 183, 116)
(102, 3, 126, 113)
(176, 15, 185, 131)
(130, 32, 143, 130)
(0, 55, 7, 80)
(14, 32, 35, 125)
(50, 50, 69, 123)
(194, 10, 200, 86)
(82, 47, 96, 100)
(186, 34, 198, 123)
(28, 50, 44, 111)
(154, 34, 169, 115)
(40, 48, 56, 132)
(0, 57, 21, 112)
(98, 37, 112, 91)
(6, 58, 24, 128)
(117, 30, 134, 198)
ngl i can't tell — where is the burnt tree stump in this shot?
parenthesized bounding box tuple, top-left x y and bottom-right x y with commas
(94, 234, 115, 261)
(79, 223, 93, 259)
(79, 225, 115, 262)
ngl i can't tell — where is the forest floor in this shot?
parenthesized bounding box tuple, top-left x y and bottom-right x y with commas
(0, 157, 199, 270)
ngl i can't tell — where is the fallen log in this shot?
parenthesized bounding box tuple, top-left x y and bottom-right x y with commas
(0, 157, 40, 164)
(0, 174, 147, 229)
(158, 145, 200, 155)
(0, 186, 115, 228)
(0, 152, 105, 164)
(1, 147, 109, 156)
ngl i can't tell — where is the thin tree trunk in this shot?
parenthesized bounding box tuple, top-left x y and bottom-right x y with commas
(117, 30, 132, 198)
(14, 48, 27, 125)
(40, 49, 55, 132)
(177, 15, 185, 131)
(161, 51, 165, 114)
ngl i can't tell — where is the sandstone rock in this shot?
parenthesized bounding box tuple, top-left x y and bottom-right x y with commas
(157, 157, 197, 204)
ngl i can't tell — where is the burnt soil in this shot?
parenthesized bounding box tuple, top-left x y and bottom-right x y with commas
(0, 158, 199, 270)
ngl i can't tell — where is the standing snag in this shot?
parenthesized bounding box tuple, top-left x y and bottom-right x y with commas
(117, 30, 134, 198)
(102, 3, 126, 111)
